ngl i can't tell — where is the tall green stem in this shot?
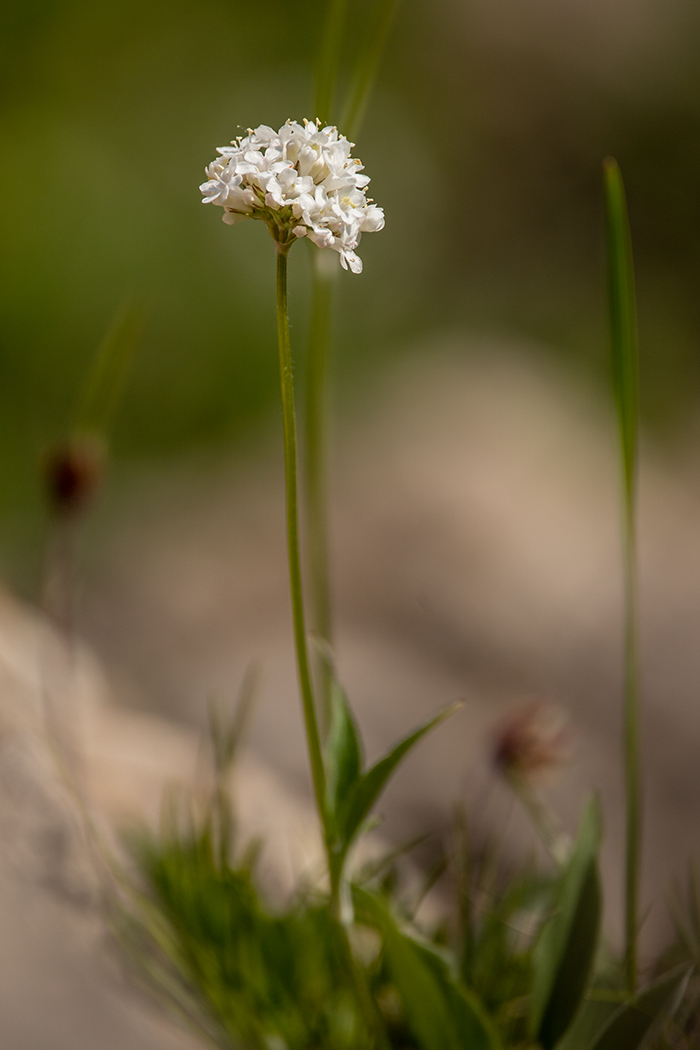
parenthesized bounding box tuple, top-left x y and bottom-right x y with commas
(275, 242, 328, 832)
(604, 157, 641, 994)
(622, 476, 640, 994)
(306, 0, 402, 727)
(305, 256, 335, 724)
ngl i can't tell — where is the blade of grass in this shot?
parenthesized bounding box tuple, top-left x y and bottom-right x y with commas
(341, 0, 402, 140)
(315, 0, 350, 123)
(207, 663, 260, 778)
(588, 965, 691, 1050)
(354, 887, 500, 1050)
(304, 0, 402, 721)
(340, 701, 463, 853)
(603, 157, 642, 995)
(72, 297, 144, 435)
(529, 798, 602, 1049)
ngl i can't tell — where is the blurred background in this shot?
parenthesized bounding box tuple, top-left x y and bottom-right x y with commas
(2, 0, 700, 582)
(3, 0, 700, 1043)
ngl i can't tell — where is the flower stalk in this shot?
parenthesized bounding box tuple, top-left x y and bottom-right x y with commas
(277, 238, 392, 1049)
(275, 240, 328, 831)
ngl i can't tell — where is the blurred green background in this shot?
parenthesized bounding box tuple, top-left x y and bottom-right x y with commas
(2, 0, 700, 589)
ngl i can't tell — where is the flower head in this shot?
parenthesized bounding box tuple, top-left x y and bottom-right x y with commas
(200, 119, 384, 273)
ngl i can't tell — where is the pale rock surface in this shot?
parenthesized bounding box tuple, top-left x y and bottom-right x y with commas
(0, 588, 320, 1049)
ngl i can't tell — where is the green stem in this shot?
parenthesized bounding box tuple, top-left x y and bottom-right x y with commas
(603, 157, 641, 995)
(623, 474, 640, 994)
(305, 256, 335, 727)
(279, 244, 386, 1049)
(275, 243, 328, 834)
(315, 0, 350, 122)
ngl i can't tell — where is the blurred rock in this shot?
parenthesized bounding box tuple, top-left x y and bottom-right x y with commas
(0, 588, 320, 1049)
(3, 339, 700, 1045)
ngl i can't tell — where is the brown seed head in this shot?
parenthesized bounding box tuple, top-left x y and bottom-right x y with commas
(493, 701, 570, 783)
(42, 435, 106, 516)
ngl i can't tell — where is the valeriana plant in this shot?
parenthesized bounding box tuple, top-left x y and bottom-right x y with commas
(200, 118, 393, 842)
(108, 150, 699, 1050)
(88, 3, 694, 1046)
(172, 112, 467, 1049)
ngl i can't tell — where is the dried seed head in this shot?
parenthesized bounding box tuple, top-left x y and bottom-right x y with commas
(493, 701, 570, 783)
(42, 435, 105, 516)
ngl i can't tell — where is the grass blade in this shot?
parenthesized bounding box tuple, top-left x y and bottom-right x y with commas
(315, 0, 350, 122)
(73, 297, 144, 435)
(340, 701, 462, 850)
(529, 798, 602, 1049)
(341, 0, 402, 140)
(588, 965, 691, 1050)
(354, 887, 499, 1050)
(207, 663, 259, 777)
(603, 156, 642, 995)
(604, 157, 639, 503)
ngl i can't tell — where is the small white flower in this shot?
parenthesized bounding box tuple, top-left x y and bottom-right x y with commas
(200, 119, 384, 273)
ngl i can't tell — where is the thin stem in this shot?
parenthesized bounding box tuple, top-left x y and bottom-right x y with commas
(623, 477, 640, 993)
(315, 0, 350, 122)
(275, 243, 328, 834)
(305, 254, 335, 727)
(341, 0, 402, 140)
(603, 158, 641, 995)
(279, 245, 387, 1049)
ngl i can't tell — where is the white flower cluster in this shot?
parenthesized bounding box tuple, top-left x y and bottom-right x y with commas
(200, 119, 384, 274)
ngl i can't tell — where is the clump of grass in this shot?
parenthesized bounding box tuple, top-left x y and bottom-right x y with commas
(114, 732, 689, 1050)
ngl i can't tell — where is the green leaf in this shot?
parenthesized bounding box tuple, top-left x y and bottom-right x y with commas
(323, 669, 363, 828)
(383, 926, 461, 1050)
(411, 939, 502, 1050)
(353, 887, 499, 1050)
(586, 965, 691, 1050)
(530, 798, 602, 1049)
(340, 701, 462, 850)
(603, 156, 639, 501)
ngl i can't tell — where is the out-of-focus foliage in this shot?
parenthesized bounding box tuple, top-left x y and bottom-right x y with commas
(118, 756, 693, 1050)
(3, 0, 700, 576)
